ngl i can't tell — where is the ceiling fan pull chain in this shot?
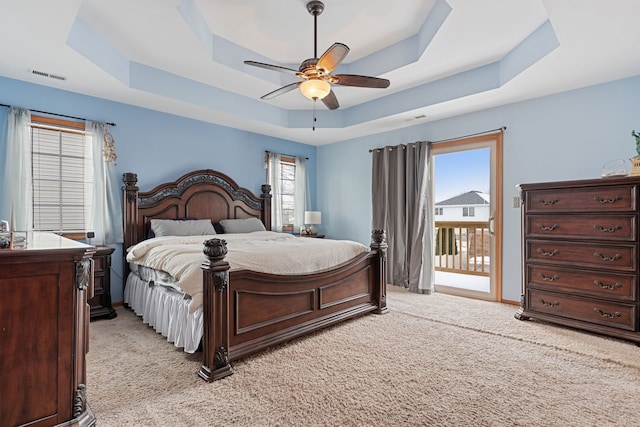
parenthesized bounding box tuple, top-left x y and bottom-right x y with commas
(313, 99, 317, 131)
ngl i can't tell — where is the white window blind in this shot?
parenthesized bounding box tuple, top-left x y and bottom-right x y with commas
(31, 124, 94, 233)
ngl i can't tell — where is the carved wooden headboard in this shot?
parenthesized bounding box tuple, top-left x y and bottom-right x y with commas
(122, 169, 272, 250)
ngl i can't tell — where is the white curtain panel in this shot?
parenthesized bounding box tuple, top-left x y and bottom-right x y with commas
(371, 141, 434, 294)
(294, 156, 310, 232)
(267, 152, 284, 232)
(85, 120, 123, 245)
(1, 107, 32, 231)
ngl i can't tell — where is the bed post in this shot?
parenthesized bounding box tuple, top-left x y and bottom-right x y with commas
(261, 184, 272, 231)
(371, 229, 389, 314)
(122, 173, 139, 251)
(122, 173, 139, 282)
(199, 238, 234, 382)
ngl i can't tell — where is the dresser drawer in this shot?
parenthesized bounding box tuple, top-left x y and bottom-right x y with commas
(525, 185, 637, 213)
(526, 214, 636, 241)
(526, 265, 637, 301)
(527, 240, 636, 271)
(527, 289, 637, 331)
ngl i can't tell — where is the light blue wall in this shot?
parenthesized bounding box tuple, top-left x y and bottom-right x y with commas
(3, 75, 640, 304)
(317, 75, 640, 302)
(0, 76, 317, 303)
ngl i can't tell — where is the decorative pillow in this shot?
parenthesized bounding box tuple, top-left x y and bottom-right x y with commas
(219, 218, 266, 233)
(148, 217, 198, 238)
(150, 218, 216, 237)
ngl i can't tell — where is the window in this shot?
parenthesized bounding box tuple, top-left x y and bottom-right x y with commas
(31, 115, 93, 235)
(266, 153, 308, 232)
(462, 206, 475, 217)
(435, 207, 443, 216)
(273, 156, 296, 231)
(278, 156, 296, 230)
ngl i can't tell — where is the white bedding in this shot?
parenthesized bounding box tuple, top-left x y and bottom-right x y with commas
(126, 231, 369, 313)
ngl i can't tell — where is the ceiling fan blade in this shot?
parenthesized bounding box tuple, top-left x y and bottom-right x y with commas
(317, 43, 350, 73)
(260, 82, 301, 100)
(244, 60, 299, 75)
(332, 74, 390, 88)
(321, 90, 339, 110)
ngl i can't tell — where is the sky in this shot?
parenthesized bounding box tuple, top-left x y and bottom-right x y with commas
(434, 147, 490, 203)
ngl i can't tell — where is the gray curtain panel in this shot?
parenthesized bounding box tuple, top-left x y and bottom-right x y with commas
(372, 141, 434, 293)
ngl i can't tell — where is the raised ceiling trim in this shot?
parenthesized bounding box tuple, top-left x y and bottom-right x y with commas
(66, 1, 559, 131)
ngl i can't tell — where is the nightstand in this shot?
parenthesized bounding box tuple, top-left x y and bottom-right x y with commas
(295, 234, 325, 238)
(89, 245, 117, 320)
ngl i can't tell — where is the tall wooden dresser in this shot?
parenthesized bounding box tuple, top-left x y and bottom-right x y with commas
(0, 232, 96, 427)
(516, 176, 640, 343)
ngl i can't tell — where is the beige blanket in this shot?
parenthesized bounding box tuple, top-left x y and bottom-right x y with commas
(126, 231, 369, 312)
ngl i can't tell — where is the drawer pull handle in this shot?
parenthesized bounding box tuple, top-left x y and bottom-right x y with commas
(537, 273, 559, 282)
(594, 195, 622, 204)
(537, 198, 559, 206)
(593, 280, 623, 290)
(594, 224, 622, 233)
(538, 299, 559, 307)
(593, 308, 621, 318)
(593, 252, 622, 262)
(537, 248, 559, 257)
(536, 223, 559, 231)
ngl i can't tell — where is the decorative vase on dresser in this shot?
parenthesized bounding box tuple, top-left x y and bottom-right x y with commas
(0, 232, 96, 427)
(516, 176, 640, 343)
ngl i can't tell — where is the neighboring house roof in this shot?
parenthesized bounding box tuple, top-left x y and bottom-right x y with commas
(436, 191, 490, 206)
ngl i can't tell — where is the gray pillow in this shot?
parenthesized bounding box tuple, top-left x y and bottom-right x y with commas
(150, 219, 216, 237)
(219, 218, 266, 233)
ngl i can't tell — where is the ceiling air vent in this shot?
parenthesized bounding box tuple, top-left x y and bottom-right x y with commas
(404, 114, 427, 122)
(31, 69, 67, 81)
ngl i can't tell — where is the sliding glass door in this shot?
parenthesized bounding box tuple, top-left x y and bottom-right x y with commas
(432, 132, 503, 301)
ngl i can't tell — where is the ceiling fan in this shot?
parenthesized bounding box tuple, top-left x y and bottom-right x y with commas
(244, 0, 390, 111)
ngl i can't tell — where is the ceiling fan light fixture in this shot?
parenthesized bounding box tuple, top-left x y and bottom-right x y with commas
(244, 0, 389, 117)
(300, 79, 331, 100)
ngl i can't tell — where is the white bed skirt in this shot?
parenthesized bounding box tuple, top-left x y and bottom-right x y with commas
(124, 273, 203, 353)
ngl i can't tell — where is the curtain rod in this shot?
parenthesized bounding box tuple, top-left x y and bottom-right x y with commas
(368, 126, 506, 152)
(265, 150, 309, 160)
(0, 103, 116, 126)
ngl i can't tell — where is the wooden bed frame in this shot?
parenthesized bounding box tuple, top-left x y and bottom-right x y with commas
(122, 169, 388, 381)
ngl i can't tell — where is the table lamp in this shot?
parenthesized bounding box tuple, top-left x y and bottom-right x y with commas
(304, 211, 321, 235)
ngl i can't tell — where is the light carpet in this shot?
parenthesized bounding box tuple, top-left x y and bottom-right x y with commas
(87, 287, 640, 426)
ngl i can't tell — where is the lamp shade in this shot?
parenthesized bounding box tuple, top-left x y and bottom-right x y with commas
(300, 79, 331, 100)
(304, 211, 321, 225)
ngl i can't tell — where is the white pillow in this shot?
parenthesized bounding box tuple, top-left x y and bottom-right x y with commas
(219, 218, 266, 233)
(150, 219, 216, 237)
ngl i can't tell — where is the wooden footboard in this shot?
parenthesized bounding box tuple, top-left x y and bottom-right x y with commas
(199, 230, 388, 382)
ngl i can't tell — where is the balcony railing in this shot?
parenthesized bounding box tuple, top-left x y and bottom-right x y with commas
(435, 221, 490, 276)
